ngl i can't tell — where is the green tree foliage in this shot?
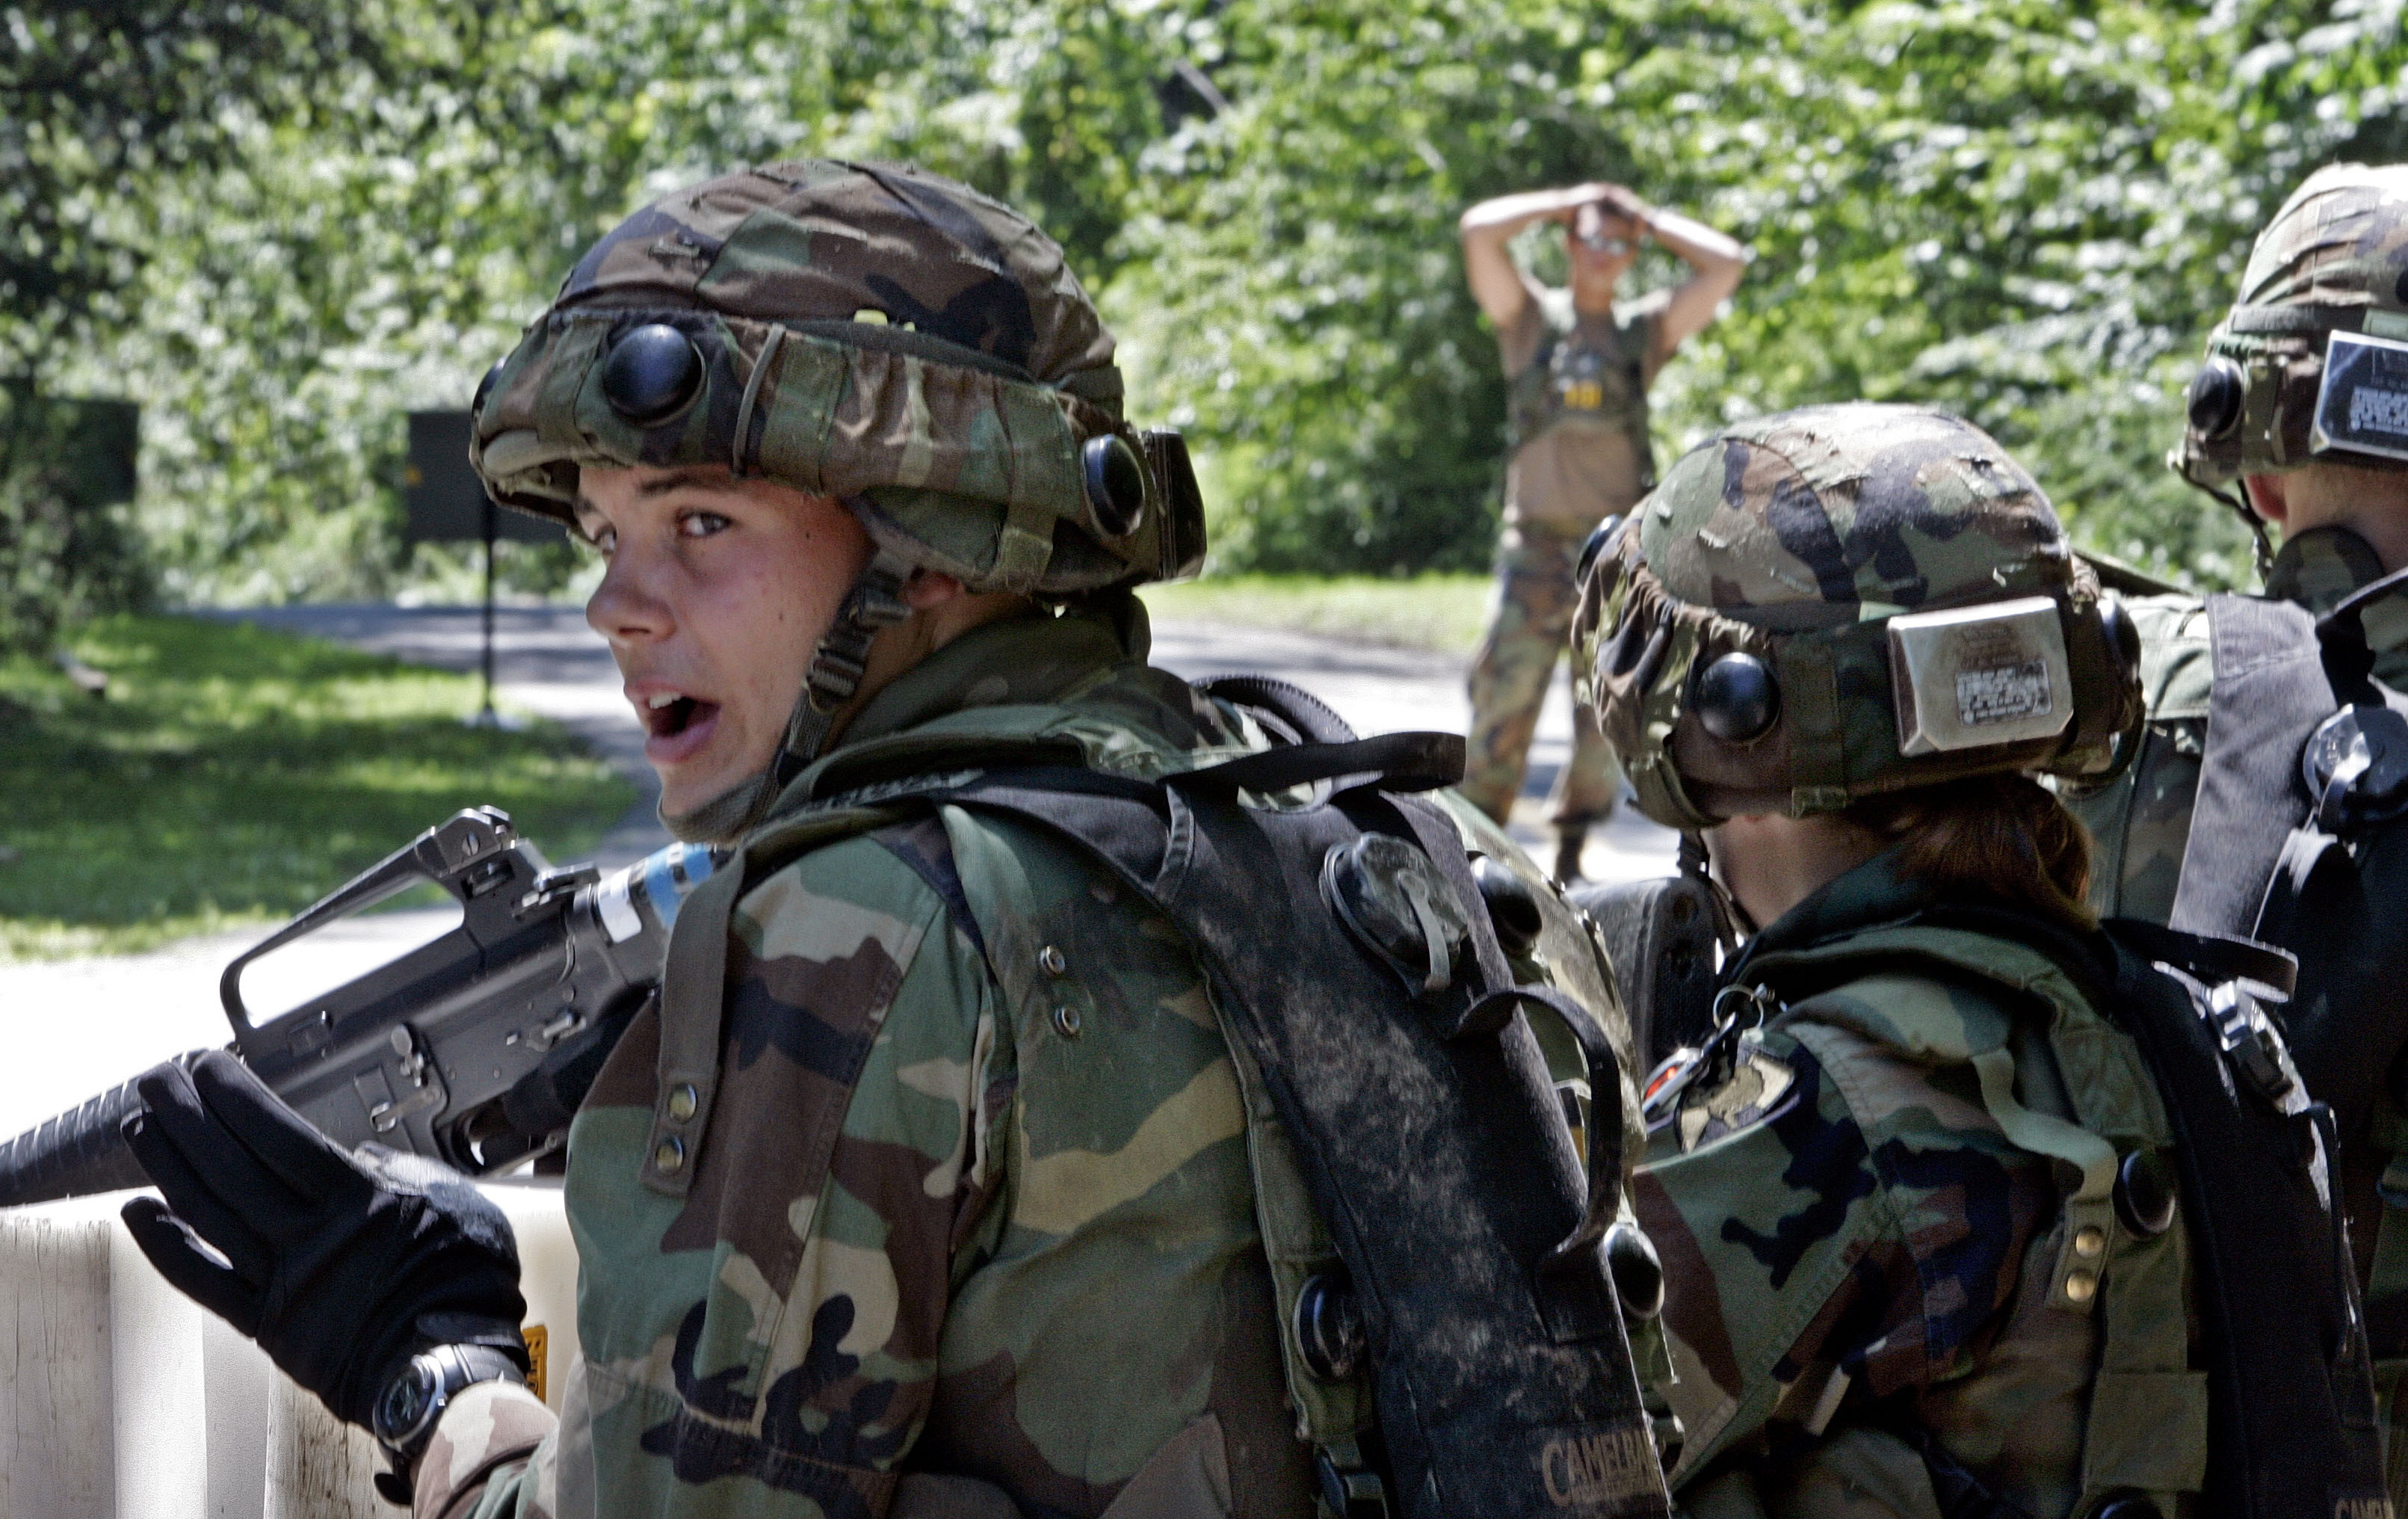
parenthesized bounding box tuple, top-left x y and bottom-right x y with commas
(0, 1, 416, 645)
(60, 0, 2408, 600)
(1121, 0, 2408, 583)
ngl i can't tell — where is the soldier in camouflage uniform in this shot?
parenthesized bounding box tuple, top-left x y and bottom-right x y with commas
(2073, 161, 2408, 922)
(2065, 161, 2408, 1505)
(1569, 406, 2226, 1515)
(119, 162, 1645, 1519)
(1457, 182, 1746, 881)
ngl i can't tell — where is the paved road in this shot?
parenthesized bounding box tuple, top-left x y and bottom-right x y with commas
(0, 604, 1674, 1143)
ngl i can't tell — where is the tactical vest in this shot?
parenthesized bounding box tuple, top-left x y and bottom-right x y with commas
(1505, 295, 1657, 490)
(1708, 904, 2383, 1519)
(645, 680, 1672, 1519)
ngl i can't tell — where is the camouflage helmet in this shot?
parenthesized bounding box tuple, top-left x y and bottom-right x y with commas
(2176, 162, 2408, 494)
(1572, 404, 2143, 830)
(470, 158, 1203, 597)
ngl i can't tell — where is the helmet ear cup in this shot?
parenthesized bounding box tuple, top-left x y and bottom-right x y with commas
(2100, 593, 2145, 736)
(2054, 593, 2148, 783)
(2188, 355, 2247, 440)
(2101, 592, 2141, 675)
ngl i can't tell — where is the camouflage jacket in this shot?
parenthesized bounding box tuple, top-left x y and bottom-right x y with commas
(413, 600, 1634, 1519)
(1636, 856, 2196, 1519)
(2072, 525, 2408, 922)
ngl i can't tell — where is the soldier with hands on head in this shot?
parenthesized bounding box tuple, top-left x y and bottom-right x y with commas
(1575, 403, 2385, 1517)
(114, 161, 1665, 1519)
(2067, 161, 2408, 1499)
(1458, 180, 1745, 881)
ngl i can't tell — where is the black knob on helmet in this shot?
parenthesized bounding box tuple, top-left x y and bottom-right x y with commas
(472, 360, 505, 422)
(1082, 434, 1148, 538)
(1577, 515, 1624, 585)
(602, 324, 705, 428)
(2187, 356, 2245, 441)
(1694, 651, 1781, 744)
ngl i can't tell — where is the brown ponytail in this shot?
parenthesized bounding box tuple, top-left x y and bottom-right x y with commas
(1842, 774, 2097, 931)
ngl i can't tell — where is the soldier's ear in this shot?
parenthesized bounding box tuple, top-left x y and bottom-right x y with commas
(903, 569, 967, 611)
(2244, 473, 2292, 528)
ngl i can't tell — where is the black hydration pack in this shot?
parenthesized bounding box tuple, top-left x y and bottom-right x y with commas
(2170, 572, 2408, 1355)
(785, 678, 1671, 1519)
(1955, 908, 2384, 1519)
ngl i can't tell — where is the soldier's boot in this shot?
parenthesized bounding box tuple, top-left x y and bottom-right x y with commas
(1553, 825, 1588, 885)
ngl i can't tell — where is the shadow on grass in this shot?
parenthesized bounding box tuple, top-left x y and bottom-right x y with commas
(0, 614, 634, 958)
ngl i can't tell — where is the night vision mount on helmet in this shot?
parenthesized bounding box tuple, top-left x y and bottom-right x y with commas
(466, 159, 1207, 836)
(1572, 404, 2144, 833)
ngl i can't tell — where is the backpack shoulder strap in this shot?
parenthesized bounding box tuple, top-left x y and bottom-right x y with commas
(2169, 592, 2336, 940)
(1192, 672, 1359, 745)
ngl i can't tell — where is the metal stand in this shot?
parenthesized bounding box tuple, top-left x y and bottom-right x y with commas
(472, 495, 499, 728)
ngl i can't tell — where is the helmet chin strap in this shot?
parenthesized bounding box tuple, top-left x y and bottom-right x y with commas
(2172, 466, 2273, 578)
(658, 548, 917, 845)
(1678, 829, 1753, 955)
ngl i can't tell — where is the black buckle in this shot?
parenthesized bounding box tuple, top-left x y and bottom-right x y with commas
(1315, 1444, 1390, 1519)
(2303, 705, 2408, 835)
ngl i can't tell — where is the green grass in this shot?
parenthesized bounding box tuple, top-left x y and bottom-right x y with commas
(1138, 572, 1492, 654)
(0, 614, 635, 960)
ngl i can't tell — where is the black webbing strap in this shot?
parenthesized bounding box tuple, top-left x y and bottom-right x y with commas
(1170, 732, 1465, 796)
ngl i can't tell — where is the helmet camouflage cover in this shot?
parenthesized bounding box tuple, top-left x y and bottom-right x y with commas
(2178, 161, 2408, 490)
(1573, 404, 2143, 829)
(470, 158, 1201, 596)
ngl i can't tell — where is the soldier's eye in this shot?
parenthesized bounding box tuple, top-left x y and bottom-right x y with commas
(676, 511, 732, 539)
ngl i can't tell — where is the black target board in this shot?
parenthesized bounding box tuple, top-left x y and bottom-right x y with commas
(404, 410, 561, 545)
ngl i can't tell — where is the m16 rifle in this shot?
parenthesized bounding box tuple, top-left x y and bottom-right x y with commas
(0, 807, 717, 1207)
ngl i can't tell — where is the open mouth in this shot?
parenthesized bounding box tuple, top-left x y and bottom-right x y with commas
(637, 690, 722, 763)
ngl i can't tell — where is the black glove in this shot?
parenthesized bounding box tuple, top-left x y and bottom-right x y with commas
(119, 1050, 528, 1429)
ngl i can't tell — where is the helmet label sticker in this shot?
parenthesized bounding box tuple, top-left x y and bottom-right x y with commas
(1957, 658, 2054, 727)
(2312, 330, 2408, 463)
(1887, 595, 2072, 757)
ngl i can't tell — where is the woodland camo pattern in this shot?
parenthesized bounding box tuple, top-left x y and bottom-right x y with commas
(2179, 162, 2408, 487)
(411, 600, 1628, 1519)
(1637, 855, 2192, 1517)
(416, 604, 1319, 1519)
(470, 159, 1162, 597)
(1576, 404, 2110, 830)
(1635, 405, 2068, 626)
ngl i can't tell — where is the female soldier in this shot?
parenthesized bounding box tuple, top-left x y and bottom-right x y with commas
(1574, 403, 2377, 1518)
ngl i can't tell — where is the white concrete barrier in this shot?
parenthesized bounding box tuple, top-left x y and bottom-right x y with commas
(0, 1179, 577, 1517)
